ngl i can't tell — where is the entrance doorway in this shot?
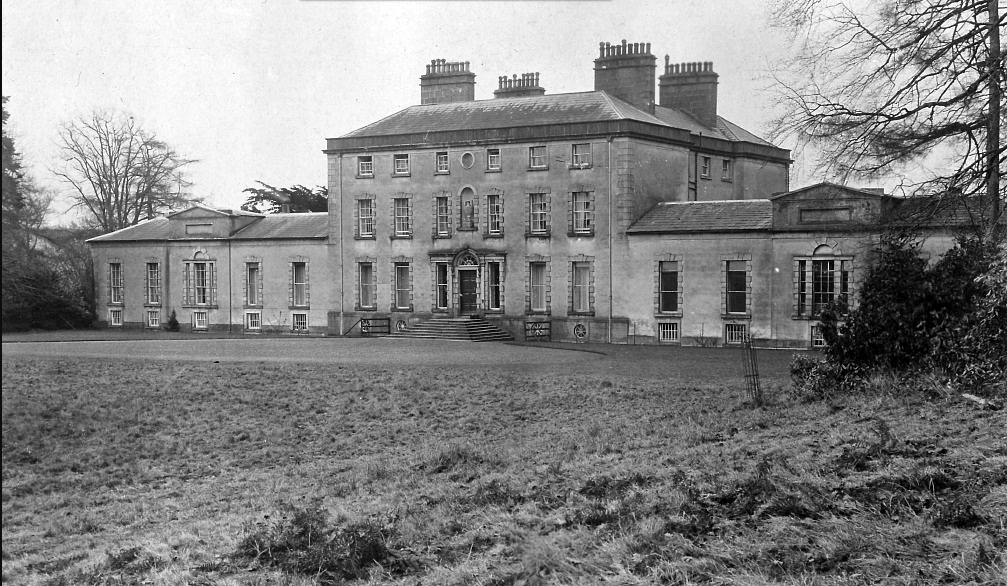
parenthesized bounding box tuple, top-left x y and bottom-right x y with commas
(459, 269, 478, 313)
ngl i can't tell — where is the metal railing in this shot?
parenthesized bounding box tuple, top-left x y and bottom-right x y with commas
(342, 317, 391, 337)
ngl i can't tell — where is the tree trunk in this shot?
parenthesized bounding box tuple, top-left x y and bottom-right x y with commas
(988, 0, 1001, 239)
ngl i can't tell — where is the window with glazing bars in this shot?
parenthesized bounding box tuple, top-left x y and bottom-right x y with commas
(394, 263, 411, 309)
(436, 197, 450, 236)
(487, 148, 501, 170)
(357, 156, 373, 176)
(435, 263, 449, 310)
(357, 199, 374, 237)
(659, 261, 679, 312)
(530, 262, 547, 311)
(529, 193, 548, 234)
(393, 198, 411, 236)
(487, 194, 503, 234)
(572, 262, 590, 312)
(109, 263, 123, 304)
(246, 263, 260, 305)
(358, 263, 375, 308)
(146, 262, 160, 303)
(487, 262, 502, 310)
(393, 154, 409, 174)
(529, 146, 547, 168)
(292, 262, 307, 306)
(572, 192, 592, 233)
(726, 261, 746, 314)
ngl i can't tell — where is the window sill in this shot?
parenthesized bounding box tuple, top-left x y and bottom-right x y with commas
(525, 232, 551, 239)
(143, 302, 162, 307)
(484, 233, 504, 239)
(567, 231, 594, 238)
(568, 164, 592, 170)
(355, 174, 374, 180)
(391, 173, 411, 178)
(723, 314, 751, 320)
(434, 171, 450, 176)
(289, 305, 310, 310)
(485, 168, 502, 174)
(107, 302, 124, 307)
(433, 233, 452, 239)
(526, 310, 551, 316)
(527, 166, 549, 172)
(700, 175, 711, 180)
(392, 306, 414, 312)
(457, 227, 479, 232)
(391, 234, 413, 240)
(721, 178, 733, 183)
(654, 312, 683, 318)
(243, 304, 263, 309)
(570, 311, 595, 317)
(355, 306, 377, 312)
(355, 235, 376, 240)
(183, 305, 218, 309)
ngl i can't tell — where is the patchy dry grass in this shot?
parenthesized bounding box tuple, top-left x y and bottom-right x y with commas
(2, 349, 1005, 585)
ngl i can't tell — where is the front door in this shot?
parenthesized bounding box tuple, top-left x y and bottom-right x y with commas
(459, 270, 478, 313)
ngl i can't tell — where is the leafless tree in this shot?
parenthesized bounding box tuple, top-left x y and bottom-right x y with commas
(55, 109, 198, 233)
(768, 0, 1004, 240)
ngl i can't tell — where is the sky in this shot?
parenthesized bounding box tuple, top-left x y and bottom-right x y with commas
(2, 0, 811, 222)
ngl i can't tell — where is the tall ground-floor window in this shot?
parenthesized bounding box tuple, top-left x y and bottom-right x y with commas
(726, 260, 747, 315)
(145, 262, 160, 304)
(193, 263, 210, 305)
(358, 262, 375, 309)
(292, 261, 308, 307)
(109, 262, 123, 304)
(530, 262, 547, 312)
(487, 262, 502, 310)
(659, 261, 679, 313)
(571, 262, 591, 313)
(797, 257, 852, 317)
(435, 263, 449, 310)
(246, 262, 261, 306)
(394, 263, 411, 310)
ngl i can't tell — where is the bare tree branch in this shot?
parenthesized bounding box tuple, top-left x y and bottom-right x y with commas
(54, 109, 199, 233)
(767, 0, 1004, 239)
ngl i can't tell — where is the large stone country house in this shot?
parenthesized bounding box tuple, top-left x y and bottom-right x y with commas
(88, 40, 956, 346)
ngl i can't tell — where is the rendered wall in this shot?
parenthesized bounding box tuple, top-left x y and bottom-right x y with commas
(91, 238, 330, 334)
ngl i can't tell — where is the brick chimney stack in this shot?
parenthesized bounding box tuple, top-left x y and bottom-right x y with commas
(659, 57, 719, 128)
(493, 72, 546, 99)
(594, 40, 657, 113)
(420, 59, 476, 105)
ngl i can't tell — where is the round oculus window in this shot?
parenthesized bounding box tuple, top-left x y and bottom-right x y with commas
(574, 323, 588, 339)
(460, 152, 474, 169)
(396, 319, 407, 332)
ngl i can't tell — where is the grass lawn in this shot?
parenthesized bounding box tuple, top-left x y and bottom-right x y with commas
(2, 346, 1005, 585)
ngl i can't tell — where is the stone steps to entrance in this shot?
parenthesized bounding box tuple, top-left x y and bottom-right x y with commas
(390, 316, 513, 342)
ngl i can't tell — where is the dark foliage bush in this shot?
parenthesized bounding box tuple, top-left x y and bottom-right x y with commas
(2, 258, 92, 332)
(163, 309, 180, 332)
(234, 504, 394, 585)
(819, 236, 1004, 396)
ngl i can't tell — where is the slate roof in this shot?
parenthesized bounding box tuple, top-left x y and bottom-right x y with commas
(231, 213, 328, 239)
(627, 200, 773, 234)
(88, 218, 171, 242)
(651, 106, 775, 147)
(88, 213, 328, 242)
(338, 91, 668, 138)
